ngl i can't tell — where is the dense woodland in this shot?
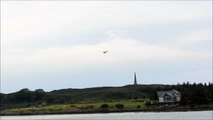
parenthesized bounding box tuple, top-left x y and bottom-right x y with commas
(0, 82, 213, 110)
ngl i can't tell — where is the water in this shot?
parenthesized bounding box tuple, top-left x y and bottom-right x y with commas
(1, 111, 212, 120)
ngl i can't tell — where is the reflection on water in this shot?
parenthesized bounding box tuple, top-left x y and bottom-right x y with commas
(1, 111, 213, 120)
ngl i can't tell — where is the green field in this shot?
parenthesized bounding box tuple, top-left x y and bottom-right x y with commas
(1, 99, 147, 114)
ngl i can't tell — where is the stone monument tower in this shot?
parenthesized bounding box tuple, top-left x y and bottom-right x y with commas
(134, 72, 137, 85)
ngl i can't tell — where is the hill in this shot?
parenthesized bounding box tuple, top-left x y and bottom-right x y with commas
(1, 83, 213, 111)
(46, 84, 171, 103)
(0, 84, 171, 110)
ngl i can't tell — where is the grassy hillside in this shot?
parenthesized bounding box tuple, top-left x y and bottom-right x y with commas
(1, 83, 212, 112)
(0, 84, 171, 110)
(46, 84, 171, 103)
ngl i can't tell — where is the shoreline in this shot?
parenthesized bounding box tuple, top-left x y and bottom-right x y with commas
(1, 106, 212, 116)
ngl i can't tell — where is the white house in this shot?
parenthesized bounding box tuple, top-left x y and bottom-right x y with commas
(157, 89, 181, 103)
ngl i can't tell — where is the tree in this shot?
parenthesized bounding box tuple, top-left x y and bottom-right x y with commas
(15, 88, 34, 102)
(34, 89, 45, 101)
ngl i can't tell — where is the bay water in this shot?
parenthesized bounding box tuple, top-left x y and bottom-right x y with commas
(1, 111, 212, 120)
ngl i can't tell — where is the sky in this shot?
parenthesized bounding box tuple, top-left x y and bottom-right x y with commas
(1, 1, 212, 93)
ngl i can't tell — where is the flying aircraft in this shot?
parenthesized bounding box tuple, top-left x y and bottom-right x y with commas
(103, 50, 108, 54)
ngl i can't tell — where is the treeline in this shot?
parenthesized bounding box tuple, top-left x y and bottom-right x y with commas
(0, 88, 45, 109)
(0, 89, 45, 103)
(173, 82, 213, 105)
(0, 83, 213, 110)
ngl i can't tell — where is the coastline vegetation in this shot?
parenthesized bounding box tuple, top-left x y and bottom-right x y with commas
(1, 82, 213, 115)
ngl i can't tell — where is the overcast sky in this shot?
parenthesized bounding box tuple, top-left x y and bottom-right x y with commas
(1, 1, 212, 93)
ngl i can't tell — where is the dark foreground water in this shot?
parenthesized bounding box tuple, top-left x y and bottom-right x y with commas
(1, 111, 212, 120)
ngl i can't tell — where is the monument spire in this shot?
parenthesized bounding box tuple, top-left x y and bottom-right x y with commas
(134, 72, 137, 85)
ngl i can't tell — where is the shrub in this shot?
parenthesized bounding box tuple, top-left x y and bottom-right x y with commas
(152, 101, 159, 106)
(137, 105, 141, 108)
(100, 104, 109, 109)
(36, 102, 47, 107)
(145, 101, 151, 107)
(115, 104, 124, 109)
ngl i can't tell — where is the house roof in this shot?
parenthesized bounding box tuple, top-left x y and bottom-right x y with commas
(157, 89, 179, 98)
(171, 89, 180, 94)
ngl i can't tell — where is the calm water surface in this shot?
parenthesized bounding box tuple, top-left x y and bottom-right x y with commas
(1, 111, 212, 120)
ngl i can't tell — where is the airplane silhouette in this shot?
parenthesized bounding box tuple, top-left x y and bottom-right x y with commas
(103, 51, 108, 54)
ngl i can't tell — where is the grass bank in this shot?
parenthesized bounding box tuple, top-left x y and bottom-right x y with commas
(0, 99, 145, 115)
(1, 100, 213, 116)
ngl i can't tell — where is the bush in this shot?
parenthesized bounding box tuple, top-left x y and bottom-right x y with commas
(36, 102, 47, 107)
(115, 104, 124, 109)
(100, 104, 109, 109)
(137, 105, 141, 108)
(151, 101, 159, 106)
(145, 101, 151, 107)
